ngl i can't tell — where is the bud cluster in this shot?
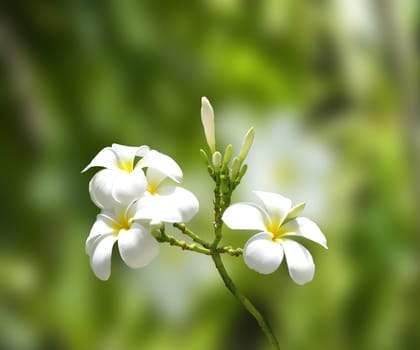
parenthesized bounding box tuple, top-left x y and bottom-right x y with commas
(200, 97, 255, 190)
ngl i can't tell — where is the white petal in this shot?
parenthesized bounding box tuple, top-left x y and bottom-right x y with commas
(89, 169, 119, 209)
(243, 232, 284, 274)
(118, 224, 159, 268)
(131, 195, 161, 221)
(137, 150, 183, 183)
(159, 186, 199, 222)
(111, 167, 147, 205)
(125, 200, 142, 221)
(82, 147, 120, 172)
(86, 214, 117, 255)
(282, 217, 328, 249)
(222, 203, 268, 231)
(133, 186, 199, 223)
(90, 234, 117, 280)
(111, 144, 140, 166)
(282, 240, 315, 285)
(254, 191, 292, 227)
(146, 168, 167, 191)
(135, 145, 150, 157)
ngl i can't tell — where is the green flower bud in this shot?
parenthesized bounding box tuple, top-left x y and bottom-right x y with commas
(237, 164, 248, 183)
(223, 144, 233, 167)
(200, 148, 210, 166)
(238, 127, 255, 162)
(230, 156, 241, 181)
(212, 151, 222, 168)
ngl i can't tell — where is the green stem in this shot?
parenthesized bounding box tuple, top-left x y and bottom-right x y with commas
(173, 223, 211, 247)
(216, 246, 243, 257)
(211, 171, 231, 248)
(207, 162, 280, 348)
(157, 229, 210, 255)
(211, 251, 280, 349)
(171, 224, 243, 257)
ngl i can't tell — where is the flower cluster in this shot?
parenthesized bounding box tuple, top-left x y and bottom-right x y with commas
(82, 97, 328, 349)
(82, 97, 327, 287)
(82, 144, 199, 280)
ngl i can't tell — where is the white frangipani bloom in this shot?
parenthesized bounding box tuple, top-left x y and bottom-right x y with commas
(222, 191, 327, 285)
(133, 168, 199, 224)
(86, 202, 160, 281)
(82, 144, 183, 209)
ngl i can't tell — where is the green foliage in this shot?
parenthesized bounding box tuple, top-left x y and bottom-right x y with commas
(1, 1, 419, 349)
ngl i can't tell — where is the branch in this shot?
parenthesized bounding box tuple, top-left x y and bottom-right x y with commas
(157, 229, 210, 255)
(211, 251, 280, 349)
(173, 223, 211, 247)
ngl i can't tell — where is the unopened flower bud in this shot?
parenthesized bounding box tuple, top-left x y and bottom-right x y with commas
(200, 148, 210, 166)
(230, 156, 241, 180)
(238, 127, 255, 162)
(201, 97, 216, 154)
(237, 164, 248, 183)
(212, 151, 222, 168)
(223, 144, 233, 167)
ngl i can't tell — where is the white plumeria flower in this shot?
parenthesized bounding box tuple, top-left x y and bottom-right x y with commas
(86, 202, 160, 280)
(132, 167, 199, 224)
(222, 191, 327, 285)
(82, 144, 183, 209)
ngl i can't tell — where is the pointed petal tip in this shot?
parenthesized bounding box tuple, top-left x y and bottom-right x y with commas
(291, 217, 328, 249)
(317, 240, 330, 251)
(81, 161, 97, 173)
(201, 97, 214, 115)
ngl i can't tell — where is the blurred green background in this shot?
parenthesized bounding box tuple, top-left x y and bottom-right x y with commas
(1, 1, 419, 349)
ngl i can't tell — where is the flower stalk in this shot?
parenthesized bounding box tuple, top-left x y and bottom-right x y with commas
(208, 162, 281, 349)
(211, 251, 280, 349)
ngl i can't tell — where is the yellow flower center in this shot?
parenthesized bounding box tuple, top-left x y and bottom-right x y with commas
(147, 180, 161, 195)
(267, 223, 287, 242)
(147, 184, 155, 195)
(112, 213, 132, 236)
(117, 160, 133, 173)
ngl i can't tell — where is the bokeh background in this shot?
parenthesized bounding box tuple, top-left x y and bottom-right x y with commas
(1, 1, 419, 349)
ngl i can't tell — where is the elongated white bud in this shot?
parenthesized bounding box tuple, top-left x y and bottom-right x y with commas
(201, 97, 216, 153)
